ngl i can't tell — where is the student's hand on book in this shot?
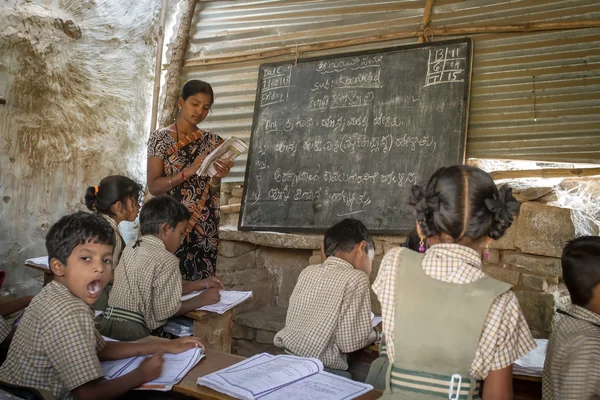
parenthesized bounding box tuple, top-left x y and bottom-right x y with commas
(200, 288, 221, 306)
(213, 159, 234, 178)
(204, 276, 224, 289)
(163, 337, 206, 354)
(139, 352, 164, 382)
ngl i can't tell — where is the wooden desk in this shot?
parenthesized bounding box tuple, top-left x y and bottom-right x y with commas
(185, 310, 233, 354)
(24, 264, 53, 286)
(173, 349, 382, 400)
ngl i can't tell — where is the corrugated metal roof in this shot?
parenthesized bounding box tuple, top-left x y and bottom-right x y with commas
(176, 0, 600, 181)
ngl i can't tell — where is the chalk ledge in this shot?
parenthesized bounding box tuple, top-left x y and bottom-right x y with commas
(219, 228, 322, 250)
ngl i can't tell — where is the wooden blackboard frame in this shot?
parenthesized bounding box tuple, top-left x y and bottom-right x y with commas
(239, 38, 473, 234)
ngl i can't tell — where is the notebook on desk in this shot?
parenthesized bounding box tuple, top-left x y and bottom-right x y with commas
(101, 346, 204, 391)
(181, 290, 253, 314)
(197, 353, 372, 400)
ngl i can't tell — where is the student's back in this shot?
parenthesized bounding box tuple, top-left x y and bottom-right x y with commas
(274, 219, 378, 374)
(372, 165, 535, 399)
(543, 236, 600, 399)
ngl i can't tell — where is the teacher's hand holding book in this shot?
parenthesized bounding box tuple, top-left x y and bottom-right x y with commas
(213, 159, 234, 178)
(191, 154, 207, 174)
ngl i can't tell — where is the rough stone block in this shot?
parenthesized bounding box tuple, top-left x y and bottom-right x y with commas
(373, 240, 384, 256)
(232, 322, 256, 340)
(503, 252, 562, 277)
(383, 242, 400, 254)
(231, 187, 244, 198)
(483, 249, 500, 264)
(308, 255, 321, 265)
(234, 306, 288, 332)
(522, 274, 548, 291)
(515, 291, 555, 334)
(220, 267, 268, 286)
(256, 247, 311, 308)
(218, 240, 256, 258)
(516, 202, 575, 258)
(220, 192, 232, 205)
(256, 329, 276, 344)
(216, 251, 256, 272)
(227, 281, 275, 315)
(228, 197, 242, 205)
(482, 264, 519, 286)
(488, 219, 517, 250)
(221, 182, 235, 194)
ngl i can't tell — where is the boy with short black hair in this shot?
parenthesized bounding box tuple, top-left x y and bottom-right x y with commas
(99, 195, 222, 341)
(274, 218, 378, 377)
(543, 236, 600, 399)
(0, 212, 203, 400)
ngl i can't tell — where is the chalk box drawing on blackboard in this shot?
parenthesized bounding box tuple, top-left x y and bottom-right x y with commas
(240, 38, 473, 234)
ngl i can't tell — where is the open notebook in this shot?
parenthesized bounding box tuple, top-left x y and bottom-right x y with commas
(181, 290, 252, 314)
(101, 346, 204, 391)
(197, 353, 372, 400)
(513, 338, 547, 377)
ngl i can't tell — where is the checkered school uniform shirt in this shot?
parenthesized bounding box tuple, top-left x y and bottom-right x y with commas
(0, 317, 11, 344)
(108, 235, 182, 330)
(102, 214, 124, 268)
(373, 244, 535, 380)
(0, 281, 105, 399)
(273, 257, 373, 370)
(542, 304, 600, 399)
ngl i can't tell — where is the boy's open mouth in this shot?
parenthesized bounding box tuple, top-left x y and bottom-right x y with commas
(87, 280, 102, 298)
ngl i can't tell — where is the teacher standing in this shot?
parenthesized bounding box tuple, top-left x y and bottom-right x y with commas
(147, 80, 234, 281)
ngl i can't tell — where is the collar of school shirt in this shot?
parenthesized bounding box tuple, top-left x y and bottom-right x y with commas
(426, 243, 482, 269)
(323, 256, 354, 270)
(566, 304, 600, 327)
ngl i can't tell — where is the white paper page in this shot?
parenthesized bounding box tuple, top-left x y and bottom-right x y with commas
(260, 371, 373, 400)
(371, 317, 382, 328)
(24, 256, 49, 269)
(102, 348, 204, 386)
(181, 290, 253, 314)
(514, 339, 547, 377)
(216, 355, 323, 397)
(198, 354, 276, 399)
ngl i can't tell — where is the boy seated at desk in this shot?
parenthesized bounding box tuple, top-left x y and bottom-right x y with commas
(98, 195, 222, 341)
(543, 236, 600, 399)
(0, 212, 204, 400)
(274, 218, 379, 378)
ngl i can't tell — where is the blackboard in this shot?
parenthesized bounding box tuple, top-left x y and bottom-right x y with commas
(239, 38, 472, 233)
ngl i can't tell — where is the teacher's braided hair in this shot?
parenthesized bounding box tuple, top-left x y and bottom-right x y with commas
(408, 165, 520, 241)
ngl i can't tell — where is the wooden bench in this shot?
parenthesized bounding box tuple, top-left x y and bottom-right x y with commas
(23, 263, 53, 286)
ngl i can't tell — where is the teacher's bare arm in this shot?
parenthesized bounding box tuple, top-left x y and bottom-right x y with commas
(147, 156, 205, 196)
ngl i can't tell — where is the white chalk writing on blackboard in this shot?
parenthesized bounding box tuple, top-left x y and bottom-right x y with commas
(316, 55, 384, 74)
(309, 90, 374, 111)
(311, 69, 382, 91)
(260, 65, 293, 107)
(424, 47, 466, 87)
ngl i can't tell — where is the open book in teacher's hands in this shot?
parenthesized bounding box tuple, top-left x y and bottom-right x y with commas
(196, 353, 373, 400)
(196, 137, 248, 177)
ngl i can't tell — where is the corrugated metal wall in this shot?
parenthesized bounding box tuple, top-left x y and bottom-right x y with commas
(177, 0, 600, 181)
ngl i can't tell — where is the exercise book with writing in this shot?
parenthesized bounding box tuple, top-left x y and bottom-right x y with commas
(181, 290, 252, 314)
(196, 353, 372, 400)
(101, 347, 204, 391)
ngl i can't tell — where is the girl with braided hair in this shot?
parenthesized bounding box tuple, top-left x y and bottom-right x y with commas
(371, 165, 535, 399)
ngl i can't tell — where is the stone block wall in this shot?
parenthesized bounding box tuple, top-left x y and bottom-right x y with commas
(219, 184, 577, 356)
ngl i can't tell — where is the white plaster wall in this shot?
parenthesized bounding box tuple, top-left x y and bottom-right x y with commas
(0, 0, 161, 293)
